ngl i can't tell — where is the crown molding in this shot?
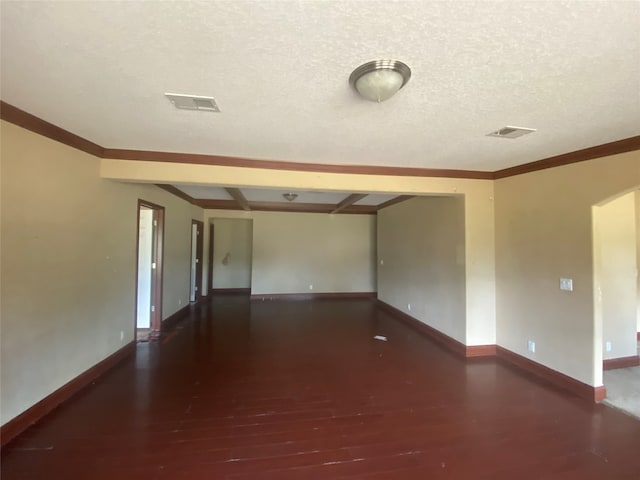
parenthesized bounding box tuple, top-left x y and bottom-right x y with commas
(2, 101, 638, 182)
(103, 148, 494, 179)
(493, 136, 640, 179)
(0, 101, 104, 158)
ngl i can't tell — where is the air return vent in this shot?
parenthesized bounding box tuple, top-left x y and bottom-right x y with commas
(487, 126, 536, 139)
(165, 93, 220, 112)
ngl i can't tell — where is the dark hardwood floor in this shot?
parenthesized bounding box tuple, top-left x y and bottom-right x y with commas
(3, 296, 640, 479)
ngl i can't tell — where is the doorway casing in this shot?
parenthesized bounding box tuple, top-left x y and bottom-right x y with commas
(136, 200, 165, 339)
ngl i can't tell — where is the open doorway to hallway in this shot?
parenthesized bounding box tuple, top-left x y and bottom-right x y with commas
(190, 220, 204, 303)
(136, 201, 164, 341)
(593, 189, 639, 418)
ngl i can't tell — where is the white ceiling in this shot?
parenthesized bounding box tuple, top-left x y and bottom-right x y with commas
(1, 0, 639, 175)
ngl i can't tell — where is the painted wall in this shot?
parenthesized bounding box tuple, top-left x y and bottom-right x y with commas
(251, 212, 376, 295)
(636, 191, 640, 334)
(593, 191, 637, 361)
(107, 160, 496, 347)
(377, 196, 466, 343)
(0, 120, 203, 425)
(210, 218, 253, 289)
(495, 150, 640, 387)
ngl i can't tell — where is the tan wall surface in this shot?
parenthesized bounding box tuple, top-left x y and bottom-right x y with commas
(495, 150, 640, 387)
(210, 218, 253, 289)
(251, 212, 376, 295)
(378, 196, 466, 343)
(594, 191, 637, 361)
(636, 191, 640, 333)
(1, 120, 202, 425)
(110, 161, 496, 346)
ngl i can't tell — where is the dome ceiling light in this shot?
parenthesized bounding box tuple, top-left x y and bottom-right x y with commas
(349, 60, 411, 103)
(283, 192, 298, 201)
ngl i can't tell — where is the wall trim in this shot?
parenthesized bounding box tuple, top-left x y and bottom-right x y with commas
(493, 136, 640, 179)
(466, 345, 497, 357)
(376, 300, 496, 359)
(212, 288, 251, 295)
(1, 341, 135, 448)
(251, 292, 376, 302)
(376, 300, 605, 402)
(4, 101, 637, 182)
(104, 147, 493, 179)
(603, 355, 640, 370)
(376, 300, 467, 357)
(0, 101, 104, 158)
(156, 184, 198, 205)
(496, 346, 606, 402)
(160, 304, 191, 332)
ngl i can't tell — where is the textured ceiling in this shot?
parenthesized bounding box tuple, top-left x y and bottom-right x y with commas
(1, 0, 639, 173)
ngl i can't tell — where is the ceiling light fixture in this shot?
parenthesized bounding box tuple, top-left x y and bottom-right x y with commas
(349, 60, 411, 102)
(283, 193, 298, 202)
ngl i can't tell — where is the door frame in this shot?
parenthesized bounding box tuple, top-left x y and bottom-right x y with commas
(136, 200, 165, 337)
(208, 223, 215, 295)
(190, 219, 204, 302)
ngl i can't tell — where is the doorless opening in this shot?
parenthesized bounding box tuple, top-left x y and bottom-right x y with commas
(190, 219, 204, 303)
(136, 201, 165, 341)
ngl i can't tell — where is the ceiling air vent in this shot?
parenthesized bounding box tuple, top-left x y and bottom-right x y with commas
(165, 93, 220, 112)
(487, 126, 536, 139)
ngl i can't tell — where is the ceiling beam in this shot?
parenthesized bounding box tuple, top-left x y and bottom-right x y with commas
(331, 193, 367, 214)
(376, 195, 415, 211)
(225, 187, 251, 211)
(156, 184, 198, 205)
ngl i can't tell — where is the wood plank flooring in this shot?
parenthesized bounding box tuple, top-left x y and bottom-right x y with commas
(3, 296, 640, 479)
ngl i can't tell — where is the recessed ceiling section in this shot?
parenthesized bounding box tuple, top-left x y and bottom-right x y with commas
(354, 194, 398, 206)
(242, 189, 346, 205)
(168, 185, 412, 214)
(174, 185, 231, 199)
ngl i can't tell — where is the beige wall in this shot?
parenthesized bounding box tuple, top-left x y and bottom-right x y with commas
(106, 160, 496, 346)
(251, 212, 376, 295)
(637, 191, 640, 333)
(0, 120, 202, 425)
(210, 218, 253, 289)
(378, 196, 466, 343)
(495, 150, 640, 387)
(593, 191, 637, 361)
(203, 210, 377, 295)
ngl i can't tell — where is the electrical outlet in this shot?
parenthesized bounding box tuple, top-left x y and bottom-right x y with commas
(309, 284, 313, 290)
(605, 341, 612, 352)
(120, 331, 124, 341)
(528, 340, 536, 353)
(560, 278, 573, 291)
(407, 303, 411, 311)
(380, 259, 384, 265)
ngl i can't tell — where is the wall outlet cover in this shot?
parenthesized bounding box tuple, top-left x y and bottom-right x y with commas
(560, 278, 573, 291)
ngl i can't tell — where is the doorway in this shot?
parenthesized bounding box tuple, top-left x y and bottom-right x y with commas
(190, 219, 204, 302)
(593, 189, 639, 415)
(136, 201, 164, 341)
(208, 223, 215, 296)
